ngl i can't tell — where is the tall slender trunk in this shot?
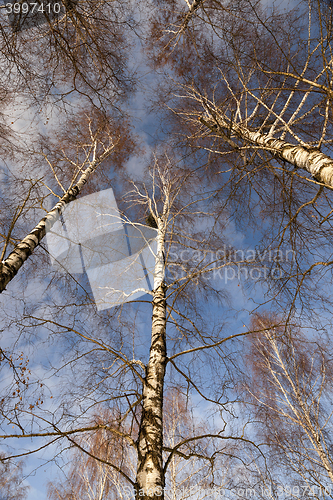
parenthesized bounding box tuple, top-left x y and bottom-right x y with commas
(0, 146, 114, 292)
(135, 219, 166, 500)
(200, 114, 333, 188)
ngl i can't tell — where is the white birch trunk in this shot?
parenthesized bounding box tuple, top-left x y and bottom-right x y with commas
(200, 115, 333, 188)
(135, 218, 166, 500)
(0, 146, 114, 292)
(153, 223, 166, 290)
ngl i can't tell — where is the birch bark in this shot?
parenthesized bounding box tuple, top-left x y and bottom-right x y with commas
(135, 217, 167, 500)
(200, 115, 333, 188)
(0, 145, 114, 292)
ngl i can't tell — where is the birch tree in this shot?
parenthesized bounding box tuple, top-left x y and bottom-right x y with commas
(149, 0, 333, 183)
(145, 3, 333, 491)
(131, 160, 169, 498)
(0, 109, 134, 292)
(152, 0, 333, 184)
(0, 3, 138, 293)
(0, 151, 260, 500)
(0, 0, 137, 302)
(243, 314, 333, 497)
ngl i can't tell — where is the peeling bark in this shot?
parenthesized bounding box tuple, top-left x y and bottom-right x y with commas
(0, 146, 113, 292)
(200, 115, 333, 188)
(135, 220, 166, 500)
